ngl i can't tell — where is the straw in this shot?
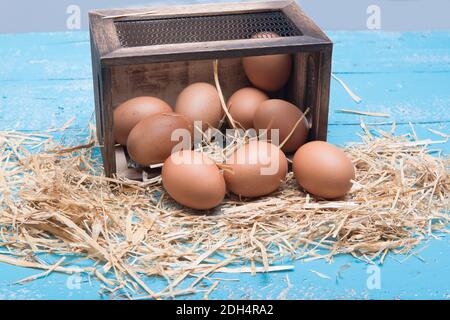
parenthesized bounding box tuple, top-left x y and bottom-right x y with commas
(0, 122, 448, 299)
(332, 73, 363, 103)
(213, 59, 236, 129)
(337, 109, 390, 118)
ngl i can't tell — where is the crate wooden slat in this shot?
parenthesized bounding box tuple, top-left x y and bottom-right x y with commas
(89, 0, 333, 179)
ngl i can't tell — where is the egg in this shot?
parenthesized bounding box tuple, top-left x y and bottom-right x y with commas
(175, 82, 224, 131)
(127, 112, 193, 166)
(224, 140, 288, 198)
(113, 96, 172, 146)
(242, 32, 292, 92)
(292, 141, 355, 199)
(162, 150, 226, 210)
(253, 99, 309, 153)
(227, 87, 269, 130)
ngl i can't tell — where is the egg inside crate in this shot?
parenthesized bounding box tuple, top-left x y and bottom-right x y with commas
(293, 141, 355, 199)
(127, 112, 193, 167)
(175, 82, 224, 132)
(242, 32, 292, 92)
(113, 96, 172, 146)
(224, 140, 288, 198)
(162, 150, 226, 210)
(253, 99, 309, 153)
(227, 87, 269, 130)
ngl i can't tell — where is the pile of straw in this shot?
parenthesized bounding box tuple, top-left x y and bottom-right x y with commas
(0, 123, 448, 299)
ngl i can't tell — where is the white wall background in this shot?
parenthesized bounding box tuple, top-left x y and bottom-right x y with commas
(0, 0, 449, 33)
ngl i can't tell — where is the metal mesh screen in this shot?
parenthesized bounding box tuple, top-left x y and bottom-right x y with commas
(114, 11, 302, 47)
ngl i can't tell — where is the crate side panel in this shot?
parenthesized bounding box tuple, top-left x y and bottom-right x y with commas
(110, 58, 251, 108)
(286, 52, 308, 113)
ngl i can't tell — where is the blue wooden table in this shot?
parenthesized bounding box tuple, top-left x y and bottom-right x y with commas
(0, 30, 449, 300)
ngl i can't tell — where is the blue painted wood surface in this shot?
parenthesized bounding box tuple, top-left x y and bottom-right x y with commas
(0, 31, 449, 300)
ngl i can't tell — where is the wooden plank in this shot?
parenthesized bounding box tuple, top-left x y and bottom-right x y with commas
(99, 67, 116, 177)
(90, 26, 103, 149)
(89, 1, 333, 177)
(329, 72, 450, 124)
(286, 52, 308, 111)
(0, 79, 93, 131)
(282, 1, 331, 42)
(315, 49, 332, 141)
(111, 58, 250, 108)
(101, 36, 331, 66)
(92, 1, 291, 20)
(330, 31, 450, 73)
(0, 71, 448, 133)
(1, 31, 450, 300)
(0, 34, 92, 81)
(305, 53, 320, 140)
(88, 12, 121, 57)
(2, 32, 450, 81)
(328, 122, 450, 153)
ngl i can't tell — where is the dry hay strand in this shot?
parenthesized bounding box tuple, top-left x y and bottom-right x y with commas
(0, 124, 449, 299)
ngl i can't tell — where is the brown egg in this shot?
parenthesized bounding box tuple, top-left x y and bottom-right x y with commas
(127, 113, 193, 166)
(242, 32, 292, 92)
(224, 140, 288, 198)
(175, 82, 224, 131)
(113, 96, 172, 146)
(227, 87, 269, 129)
(253, 99, 309, 153)
(292, 141, 355, 199)
(162, 150, 226, 210)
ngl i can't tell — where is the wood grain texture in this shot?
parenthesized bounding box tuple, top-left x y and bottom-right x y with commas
(100, 37, 331, 66)
(0, 30, 449, 300)
(1, 31, 449, 83)
(88, 12, 121, 57)
(110, 58, 250, 108)
(282, 1, 331, 42)
(93, 1, 291, 20)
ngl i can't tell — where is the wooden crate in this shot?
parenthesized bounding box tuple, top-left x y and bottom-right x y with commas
(89, 0, 332, 179)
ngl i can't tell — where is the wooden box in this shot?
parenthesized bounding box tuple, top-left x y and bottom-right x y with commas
(89, 0, 332, 178)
